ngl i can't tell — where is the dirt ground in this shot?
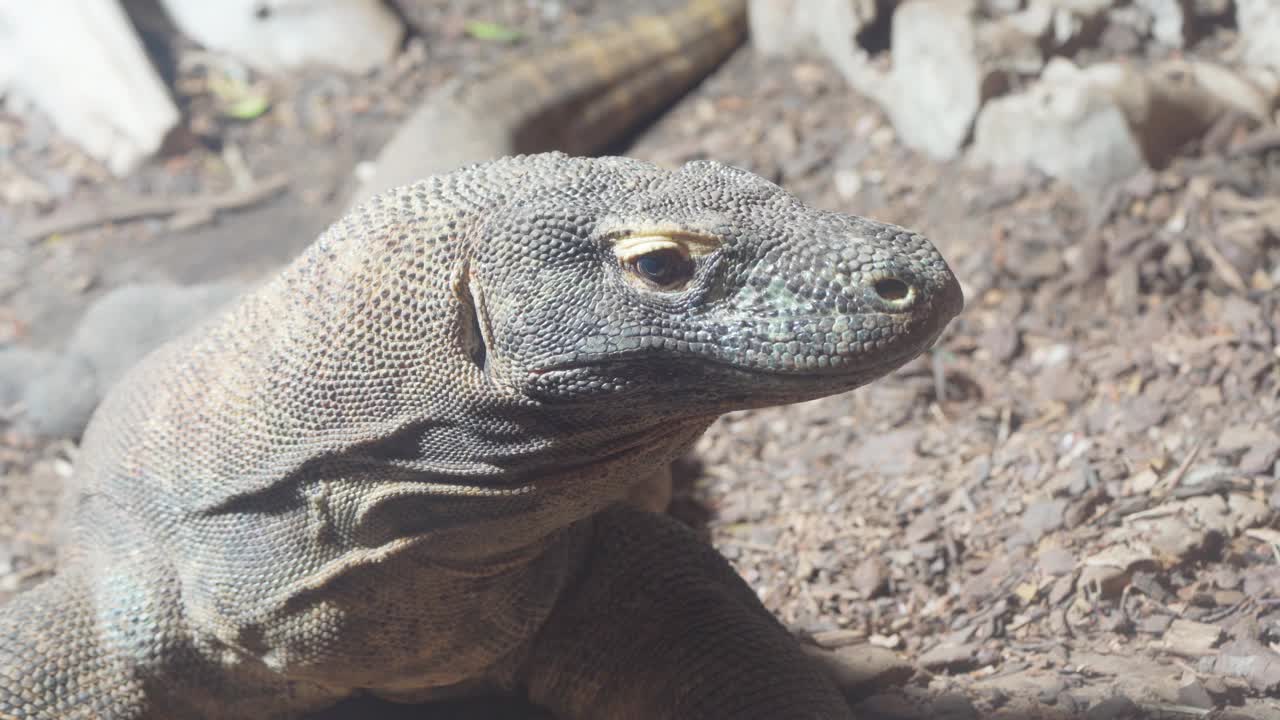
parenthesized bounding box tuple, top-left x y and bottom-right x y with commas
(1, 1, 1278, 719)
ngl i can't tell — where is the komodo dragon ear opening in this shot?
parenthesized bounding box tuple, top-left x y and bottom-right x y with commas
(452, 262, 489, 372)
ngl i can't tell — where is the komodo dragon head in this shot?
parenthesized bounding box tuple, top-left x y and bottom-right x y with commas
(448, 154, 964, 414)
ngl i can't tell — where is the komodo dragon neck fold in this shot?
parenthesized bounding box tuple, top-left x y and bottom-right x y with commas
(0, 152, 962, 720)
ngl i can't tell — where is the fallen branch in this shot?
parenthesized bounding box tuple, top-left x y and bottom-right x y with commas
(15, 173, 290, 244)
(1229, 126, 1280, 158)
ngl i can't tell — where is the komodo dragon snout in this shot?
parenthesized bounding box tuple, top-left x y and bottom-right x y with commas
(461, 157, 964, 410)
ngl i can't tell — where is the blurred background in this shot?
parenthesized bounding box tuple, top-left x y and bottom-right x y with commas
(1, 1, 1279, 717)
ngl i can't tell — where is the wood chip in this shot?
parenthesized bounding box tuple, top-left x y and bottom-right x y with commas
(803, 644, 915, 702)
(918, 642, 980, 673)
(1162, 619, 1223, 657)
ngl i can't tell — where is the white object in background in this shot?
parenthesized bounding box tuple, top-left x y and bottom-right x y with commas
(1237, 0, 1280, 72)
(158, 0, 404, 75)
(0, 0, 180, 177)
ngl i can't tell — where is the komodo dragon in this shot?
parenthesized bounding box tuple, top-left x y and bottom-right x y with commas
(0, 152, 963, 719)
(352, 0, 748, 205)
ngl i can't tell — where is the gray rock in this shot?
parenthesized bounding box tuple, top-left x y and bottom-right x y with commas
(1022, 499, 1067, 539)
(851, 555, 889, 599)
(67, 282, 246, 390)
(0, 347, 100, 437)
(970, 58, 1146, 195)
(1232, 426, 1280, 475)
(1137, 614, 1173, 635)
(803, 643, 914, 702)
(0, 348, 60, 409)
(770, 0, 1047, 162)
(1085, 696, 1142, 720)
(21, 351, 99, 438)
(930, 693, 978, 720)
(918, 642, 980, 673)
(1226, 493, 1272, 533)
(1244, 566, 1280, 598)
(1238, 0, 1280, 72)
(1135, 0, 1188, 47)
(1037, 546, 1076, 576)
(1197, 638, 1280, 694)
(1176, 679, 1215, 709)
(1020, 0, 1111, 55)
(875, 0, 988, 161)
(973, 55, 1268, 193)
(747, 0, 880, 61)
(0, 282, 246, 438)
(1161, 618, 1223, 658)
(971, 667, 1066, 706)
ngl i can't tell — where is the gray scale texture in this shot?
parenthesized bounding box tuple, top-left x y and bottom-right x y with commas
(0, 153, 962, 719)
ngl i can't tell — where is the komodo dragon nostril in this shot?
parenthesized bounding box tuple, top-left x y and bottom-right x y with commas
(873, 277, 914, 307)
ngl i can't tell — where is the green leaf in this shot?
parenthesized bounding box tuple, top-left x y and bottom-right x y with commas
(465, 20, 523, 42)
(225, 94, 270, 120)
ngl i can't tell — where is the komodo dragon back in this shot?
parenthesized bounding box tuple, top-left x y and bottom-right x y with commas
(0, 152, 962, 719)
(352, 0, 748, 204)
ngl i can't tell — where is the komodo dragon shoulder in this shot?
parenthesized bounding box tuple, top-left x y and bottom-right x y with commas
(352, 0, 748, 205)
(0, 152, 962, 719)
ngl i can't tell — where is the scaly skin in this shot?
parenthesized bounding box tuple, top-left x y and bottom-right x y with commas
(0, 153, 963, 719)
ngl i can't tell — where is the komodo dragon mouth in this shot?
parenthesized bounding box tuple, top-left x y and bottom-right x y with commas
(525, 282, 962, 405)
(528, 312, 955, 381)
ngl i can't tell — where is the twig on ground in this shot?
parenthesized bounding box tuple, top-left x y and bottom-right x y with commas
(15, 174, 290, 244)
(1229, 127, 1280, 158)
(1193, 232, 1250, 293)
(1154, 441, 1202, 498)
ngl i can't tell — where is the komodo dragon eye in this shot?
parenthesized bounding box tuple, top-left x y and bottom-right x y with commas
(612, 233, 718, 291)
(631, 248, 693, 288)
